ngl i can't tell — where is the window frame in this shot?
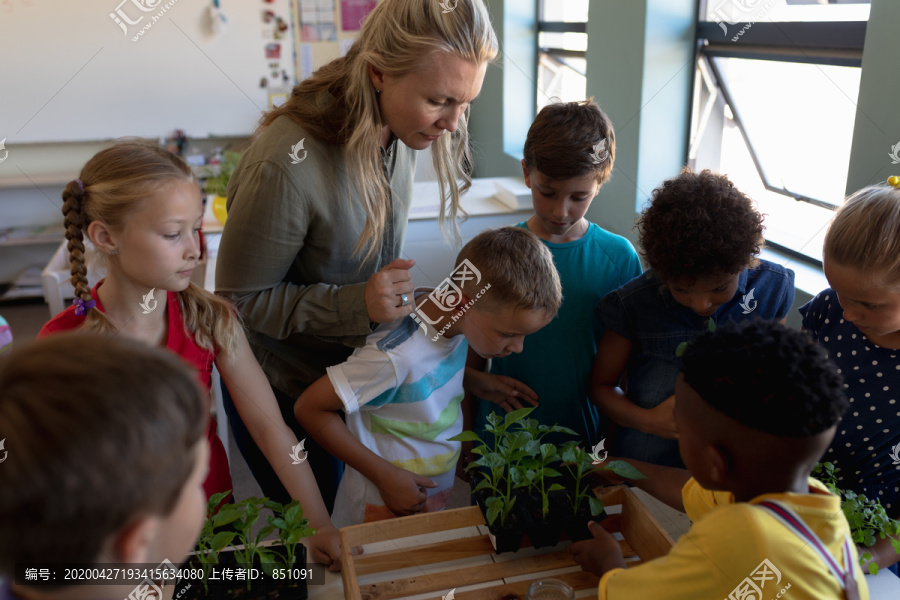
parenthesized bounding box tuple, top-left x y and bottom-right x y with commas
(691, 5, 866, 266)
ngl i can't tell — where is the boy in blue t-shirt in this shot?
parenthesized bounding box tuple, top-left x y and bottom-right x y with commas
(469, 99, 642, 448)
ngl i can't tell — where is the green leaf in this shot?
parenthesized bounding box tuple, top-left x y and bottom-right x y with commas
(485, 497, 502, 526)
(603, 460, 647, 480)
(550, 425, 579, 436)
(473, 478, 494, 494)
(255, 524, 276, 545)
(504, 406, 536, 427)
(448, 430, 484, 443)
(548, 483, 566, 492)
(543, 467, 562, 479)
(588, 496, 605, 516)
(212, 506, 244, 528)
(540, 443, 557, 461)
(210, 531, 236, 552)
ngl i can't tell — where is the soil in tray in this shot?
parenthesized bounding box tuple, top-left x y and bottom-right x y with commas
(172, 546, 308, 600)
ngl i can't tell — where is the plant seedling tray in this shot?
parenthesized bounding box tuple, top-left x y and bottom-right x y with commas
(338, 486, 675, 600)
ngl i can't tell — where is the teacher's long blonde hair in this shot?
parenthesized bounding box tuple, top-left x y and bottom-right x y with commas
(257, 0, 498, 261)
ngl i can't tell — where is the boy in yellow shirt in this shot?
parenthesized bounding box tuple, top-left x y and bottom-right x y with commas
(572, 320, 867, 600)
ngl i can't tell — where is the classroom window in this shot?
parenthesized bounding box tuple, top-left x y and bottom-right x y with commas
(536, 0, 587, 112)
(690, 0, 867, 265)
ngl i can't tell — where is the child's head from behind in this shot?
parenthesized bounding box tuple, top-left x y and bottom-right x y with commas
(823, 181, 900, 340)
(451, 226, 561, 359)
(0, 333, 208, 575)
(676, 320, 847, 495)
(521, 99, 615, 241)
(637, 168, 764, 316)
(62, 140, 202, 313)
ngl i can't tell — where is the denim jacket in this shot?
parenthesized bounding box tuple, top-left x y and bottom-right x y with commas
(598, 260, 795, 465)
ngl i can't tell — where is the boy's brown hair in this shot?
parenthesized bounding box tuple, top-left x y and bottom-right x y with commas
(0, 333, 207, 570)
(522, 98, 615, 184)
(455, 226, 562, 316)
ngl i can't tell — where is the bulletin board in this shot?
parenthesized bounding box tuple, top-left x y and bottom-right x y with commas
(292, 0, 378, 81)
(0, 0, 297, 144)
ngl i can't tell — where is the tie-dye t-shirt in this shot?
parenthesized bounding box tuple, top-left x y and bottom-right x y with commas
(327, 312, 467, 527)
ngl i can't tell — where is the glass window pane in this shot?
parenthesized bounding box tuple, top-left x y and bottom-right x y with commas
(705, 0, 869, 24)
(717, 118, 833, 262)
(540, 0, 589, 23)
(538, 31, 588, 52)
(537, 54, 586, 112)
(713, 56, 860, 207)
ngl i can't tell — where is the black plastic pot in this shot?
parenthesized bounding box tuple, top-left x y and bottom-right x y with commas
(487, 511, 525, 554)
(522, 492, 562, 549)
(562, 504, 608, 543)
(172, 544, 308, 600)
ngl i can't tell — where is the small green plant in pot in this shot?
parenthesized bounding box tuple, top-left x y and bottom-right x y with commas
(450, 407, 542, 552)
(559, 441, 647, 542)
(176, 492, 316, 599)
(813, 462, 900, 574)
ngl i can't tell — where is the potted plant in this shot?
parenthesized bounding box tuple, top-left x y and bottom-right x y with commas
(557, 442, 645, 541)
(813, 462, 900, 574)
(202, 150, 242, 225)
(512, 416, 579, 548)
(175, 491, 316, 599)
(451, 407, 541, 553)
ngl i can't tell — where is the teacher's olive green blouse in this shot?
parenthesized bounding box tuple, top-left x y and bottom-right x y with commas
(215, 113, 416, 398)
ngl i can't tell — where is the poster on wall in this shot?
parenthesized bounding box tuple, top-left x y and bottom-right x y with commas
(300, 0, 337, 41)
(340, 0, 376, 31)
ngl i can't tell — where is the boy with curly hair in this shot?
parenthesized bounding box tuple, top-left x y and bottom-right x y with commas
(573, 320, 867, 600)
(590, 168, 794, 466)
(469, 99, 642, 448)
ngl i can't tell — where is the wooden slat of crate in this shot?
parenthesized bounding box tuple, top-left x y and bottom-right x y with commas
(340, 486, 674, 600)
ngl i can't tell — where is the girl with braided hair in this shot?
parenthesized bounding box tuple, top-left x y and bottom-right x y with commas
(38, 139, 343, 570)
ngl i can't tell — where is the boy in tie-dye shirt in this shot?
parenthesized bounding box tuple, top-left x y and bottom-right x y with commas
(295, 227, 562, 527)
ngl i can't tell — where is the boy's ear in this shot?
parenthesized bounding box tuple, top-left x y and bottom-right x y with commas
(86, 220, 118, 256)
(108, 516, 159, 563)
(705, 443, 732, 486)
(521, 160, 532, 187)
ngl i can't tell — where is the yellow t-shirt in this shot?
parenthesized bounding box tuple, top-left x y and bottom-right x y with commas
(597, 478, 869, 600)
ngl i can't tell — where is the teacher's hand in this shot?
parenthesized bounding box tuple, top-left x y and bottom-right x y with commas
(366, 258, 416, 323)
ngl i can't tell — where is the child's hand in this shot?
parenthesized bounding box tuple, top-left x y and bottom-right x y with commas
(463, 369, 539, 412)
(376, 464, 438, 516)
(307, 523, 348, 572)
(568, 520, 627, 577)
(645, 395, 678, 439)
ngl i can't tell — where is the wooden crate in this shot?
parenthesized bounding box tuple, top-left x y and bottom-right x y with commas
(338, 486, 675, 600)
